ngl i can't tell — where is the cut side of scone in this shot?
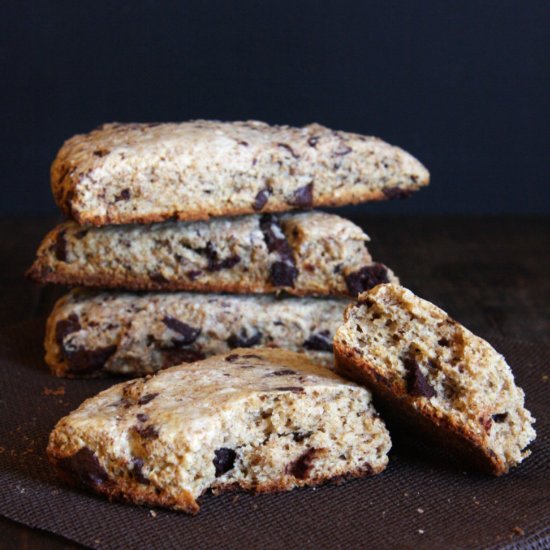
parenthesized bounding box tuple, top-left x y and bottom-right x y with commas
(45, 289, 347, 378)
(47, 349, 391, 513)
(333, 284, 536, 475)
(27, 211, 398, 296)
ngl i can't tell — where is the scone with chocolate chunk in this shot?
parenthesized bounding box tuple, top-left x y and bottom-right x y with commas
(333, 284, 536, 475)
(46, 289, 347, 378)
(51, 120, 429, 226)
(27, 211, 398, 296)
(47, 349, 392, 514)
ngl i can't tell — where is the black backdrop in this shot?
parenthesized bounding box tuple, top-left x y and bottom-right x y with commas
(2, 0, 549, 216)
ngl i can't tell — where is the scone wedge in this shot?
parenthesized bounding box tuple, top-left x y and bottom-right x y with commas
(334, 284, 536, 475)
(47, 349, 391, 513)
(51, 120, 429, 226)
(28, 211, 398, 296)
(46, 289, 347, 378)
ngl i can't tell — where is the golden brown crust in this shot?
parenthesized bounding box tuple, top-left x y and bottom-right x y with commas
(48, 448, 380, 514)
(48, 452, 200, 514)
(59, 188, 400, 227)
(28, 262, 353, 296)
(334, 341, 506, 475)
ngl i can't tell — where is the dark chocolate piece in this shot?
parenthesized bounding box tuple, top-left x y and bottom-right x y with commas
(227, 328, 262, 349)
(213, 448, 237, 477)
(162, 316, 201, 345)
(303, 330, 333, 352)
(57, 447, 110, 488)
(403, 357, 436, 398)
(286, 448, 316, 479)
(345, 263, 390, 295)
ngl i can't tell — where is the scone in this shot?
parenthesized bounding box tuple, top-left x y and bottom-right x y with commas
(27, 211, 398, 296)
(46, 289, 347, 378)
(333, 284, 536, 475)
(47, 348, 392, 514)
(51, 120, 429, 226)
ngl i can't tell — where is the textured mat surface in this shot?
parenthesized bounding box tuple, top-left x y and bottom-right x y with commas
(0, 319, 548, 549)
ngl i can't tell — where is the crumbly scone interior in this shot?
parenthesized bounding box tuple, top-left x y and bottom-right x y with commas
(337, 285, 535, 469)
(46, 290, 345, 377)
(48, 352, 391, 511)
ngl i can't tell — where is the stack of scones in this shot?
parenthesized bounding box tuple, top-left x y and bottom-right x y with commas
(29, 120, 428, 379)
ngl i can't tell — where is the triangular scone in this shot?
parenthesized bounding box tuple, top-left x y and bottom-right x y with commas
(51, 120, 429, 226)
(47, 349, 391, 513)
(27, 211, 398, 296)
(334, 284, 536, 475)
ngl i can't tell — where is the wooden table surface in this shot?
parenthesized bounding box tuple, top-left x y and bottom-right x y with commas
(1, 214, 549, 549)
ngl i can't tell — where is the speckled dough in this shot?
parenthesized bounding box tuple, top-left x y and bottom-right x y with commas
(27, 211, 398, 296)
(51, 120, 429, 226)
(47, 348, 392, 514)
(46, 289, 348, 378)
(333, 284, 536, 475)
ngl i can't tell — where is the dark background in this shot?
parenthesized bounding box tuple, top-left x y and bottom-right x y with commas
(2, 0, 549, 216)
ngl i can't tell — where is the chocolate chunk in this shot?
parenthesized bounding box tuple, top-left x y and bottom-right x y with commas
(286, 448, 316, 479)
(225, 354, 240, 362)
(162, 316, 201, 345)
(136, 425, 159, 439)
(213, 448, 237, 477)
(344, 263, 390, 295)
(64, 345, 117, 374)
(277, 143, 299, 159)
(57, 447, 109, 488)
(75, 229, 88, 240)
(114, 188, 131, 202)
(55, 314, 81, 346)
(237, 140, 249, 146)
(253, 188, 271, 211)
(93, 148, 110, 157)
(308, 136, 320, 147)
(132, 457, 149, 484)
(334, 143, 352, 156)
(136, 413, 149, 422)
(185, 269, 202, 280)
(270, 261, 298, 287)
(293, 431, 313, 442)
(138, 393, 159, 405)
(161, 348, 205, 368)
(197, 242, 241, 271)
(259, 215, 291, 257)
(227, 328, 262, 349)
(492, 412, 508, 423)
(289, 183, 313, 208)
(150, 272, 168, 284)
(403, 357, 436, 398)
(382, 187, 413, 200)
(438, 337, 450, 347)
(55, 230, 67, 262)
(275, 386, 304, 393)
(269, 369, 297, 376)
(303, 330, 333, 352)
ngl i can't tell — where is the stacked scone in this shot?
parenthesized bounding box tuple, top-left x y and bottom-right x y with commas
(30, 120, 535, 515)
(28, 120, 428, 378)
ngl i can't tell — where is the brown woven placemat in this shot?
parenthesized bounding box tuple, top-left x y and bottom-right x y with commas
(0, 319, 548, 549)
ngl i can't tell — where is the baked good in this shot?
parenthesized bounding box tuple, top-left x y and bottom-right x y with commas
(47, 348, 392, 514)
(27, 211, 398, 296)
(51, 120, 429, 226)
(333, 284, 536, 475)
(46, 288, 347, 378)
